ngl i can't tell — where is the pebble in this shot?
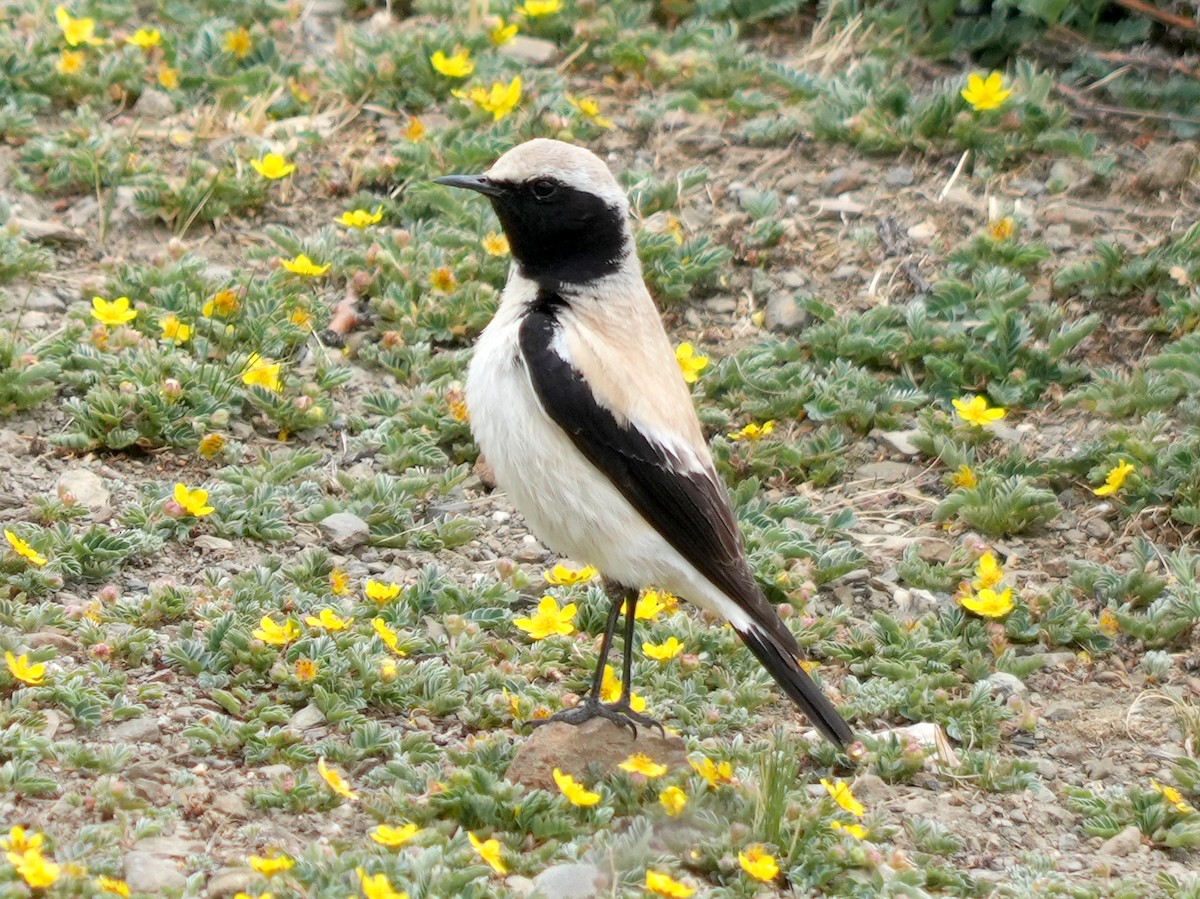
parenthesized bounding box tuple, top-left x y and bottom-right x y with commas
(1133, 141, 1197, 193)
(207, 868, 258, 898)
(763, 293, 810, 333)
(509, 719, 688, 792)
(821, 167, 867, 194)
(876, 429, 921, 456)
(500, 35, 557, 66)
(194, 535, 235, 552)
(1035, 758, 1059, 780)
(1085, 757, 1116, 780)
(853, 461, 919, 484)
(210, 791, 248, 818)
(133, 88, 175, 119)
(25, 290, 67, 312)
(124, 852, 188, 893)
(288, 703, 326, 731)
(1099, 825, 1143, 858)
(985, 672, 1026, 699)
(56, 469, 109, 509)
(109, 716, 162, 743)
(319, 511, 370, 550)
(0, 429, 29, 456)
(529, 863, 603, 899)
(884, 166, 914, 187)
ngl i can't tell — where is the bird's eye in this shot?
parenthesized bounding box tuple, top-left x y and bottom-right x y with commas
(530, 179, 558, 200)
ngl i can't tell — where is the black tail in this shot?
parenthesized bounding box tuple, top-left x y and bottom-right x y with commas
(737, 626, 855, 747)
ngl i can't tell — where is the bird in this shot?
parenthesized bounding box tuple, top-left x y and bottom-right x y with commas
(434, 139, 854, 746)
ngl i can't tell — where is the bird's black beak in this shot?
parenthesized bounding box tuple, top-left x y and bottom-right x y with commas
(433, 174, 506, 197)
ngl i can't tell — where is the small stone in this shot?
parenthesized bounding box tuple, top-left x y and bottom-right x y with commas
(530, 863, 603, 899)
(853, 461, 919, 484)
(812, 196, 866, 218)
(821, 167, 867, 194)
(319, 511, 370, 550)
(0, 429, 29, 456)
(25, 290, 67, 313)
(762, 293, 811, 334)
(194, 535, 234, 552)
(134, 88, 175, 119)
(207, 868, 257, 898)
(884, 166, 914, 187)
(124, 852, 188, 893)
(1035, 758, 1059, 781)
(893, 588, 941, 615)
(1099, 825, 1143, 858)
(57, 469, 109, 509)
(109, 717, 162, 743)
(288, 703, 325, 731)
(509, 719, 688, 792)
(1085, 757, 1116, 780)
(985, 672, 1026, 699)
(500, 35, 557, 66)
(1083, 517, 1112, 540)
(876, 429, 921, 456)
(850, 773, 891, 802)
(132, 835, 203, 858)
(506, 875, 536, 897)
(1133, 142, 1197, 193)
(210, 791, 248, 818)
(1047, 160, 1084, 191)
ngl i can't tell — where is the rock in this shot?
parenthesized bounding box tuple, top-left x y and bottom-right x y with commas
(134, 88, 175, 119)
(884, 166, 914, 187)
(985, 672, 1026, 699)
(762, 293, 811, 334)
(124, 852, 188, 893)
(8, 215, 87, 246)
(206, 868, 257, 898)
(1035, 758, 1058, 781)
(812, 196, 866, 218)
(210, 791, 248, 818)
(1047, 160, 1085, 191)
(1085, 757, 1116, 780)
(1083, 517, 1112, 540)
(506, 875, 536, 897)
(288, 703, 325, 731)
(821, 167, 867, 194)
(876, 429, 921, 456)
(0, 429, 29, 456)
(133, 835, 203, 857)
(56, 469, 109, 509)
(853, 461, 919, 484)
(500, 35, 558, 66)
(25, 290, 67, 313)
(109, 716, 162, 743)
(509, 719, 688, 792)
(850, 773, 892, 803)
(529, 863, 603, 899)
(892, 588, 941, 616)
(1099, 825, 1143, 858)
(194, 535, 235, 552)
(1133, 142, 1196, 193)
(319, 512, 370, 550)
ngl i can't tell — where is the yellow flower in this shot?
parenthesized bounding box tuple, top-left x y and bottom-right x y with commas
(950, 464, 977, 489)
(371, 823, 419, 847)
(380, 659, 398, 681)
(831, 820, 869, 840)
(306, 608, 351, 631)
(821, 779, 865, 818)
(233, 893, 272, 899)
(738, 844, 779, 882)
(545, 563, 598, 586)
(621, 591, 666, 621)
(56, 6, 103, 46)
(1151, 780, 1195, 814)
(644, 870, 694, 898)
(429, 266, 457, 293)
(659, 786, 687, 816)
(490, 18, 518, 45)
(7, 846, 61, 888)
(989, 217, 1015, 241)
(599, 665, 646, 711)
(690, 756, 733, 786)
(5, 652, 47, 686)
(127, 28, 161, 48)
(961, 71, 1013, 112)
(358, 868, 407, 899)
(366, 580, 402, 603)
(373, 618, 406, 656)
(337, 207, 383, 228)
(404, 117, 426, 142)
(973, 552, 1003, 590)
(224, 27, 253, 59)
(279, 254, 330, 276)
(91, 295, 137, 325)
(482, 232, 510, 256)
(430, 49, 474, 78)
(326, 569, 350, 597)
(642, 636, 684, 662)
(456, 76, 523, 122)
(317, 757, 357, 800)
(203, 289, 240, 317)
(96, 875, 131, 896)
(156, 64, 179, 90)
(566, 95, 614, 129)
(251, 153, 296, 180)
(242, 354, 282, 391)
(619, 753, 667, 778)
(5, 529, 47, 566)
(160, 314, 191, 344)
(252, 616, 300, 645)
(247, 854, 294, 875)
(675, 342, 708, 383)
(468, 832, 507, 874)
(294, 658, 318, 681)
(513, 595, 577, 640)
(1, 827, 44, 853)
(1094, 460, 1135, 497)
(173, 483, 214, 517)
(959, 587, 1015, 618)
(197, 433, 227, 458)
(1098, 608, 1119, 636)
(952, 394, 1005, 427)
(553, 768, 602, 806)
(729, 420, 776, 441)
(449, 397, 469, 422)
(55, 49, 86, 74)
(517, 0, 563, 15)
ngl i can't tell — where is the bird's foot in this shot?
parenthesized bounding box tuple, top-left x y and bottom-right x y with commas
(530, 697, 666, 738)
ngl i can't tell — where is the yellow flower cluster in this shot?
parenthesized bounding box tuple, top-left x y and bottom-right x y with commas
(957, 551, 1016, 618)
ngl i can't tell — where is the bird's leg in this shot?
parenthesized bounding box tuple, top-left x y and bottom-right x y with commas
(601, 587, 666, 736)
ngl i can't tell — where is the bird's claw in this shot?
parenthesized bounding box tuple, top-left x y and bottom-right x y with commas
(530, 697, 666, 738)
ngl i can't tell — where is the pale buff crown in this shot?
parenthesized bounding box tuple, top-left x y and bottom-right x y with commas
(486, 138, 629, 210)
